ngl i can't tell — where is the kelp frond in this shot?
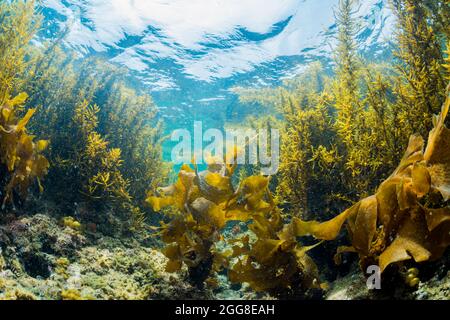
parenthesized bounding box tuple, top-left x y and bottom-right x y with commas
(289, 85, 450, 273)
(0, 93, 49, 208)
(147, 150, 325, 294)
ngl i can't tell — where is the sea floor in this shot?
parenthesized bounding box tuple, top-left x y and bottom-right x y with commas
(0, 212, 448, 300)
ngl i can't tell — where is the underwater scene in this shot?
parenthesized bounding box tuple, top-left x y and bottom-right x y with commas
(0, 0, 449, 303)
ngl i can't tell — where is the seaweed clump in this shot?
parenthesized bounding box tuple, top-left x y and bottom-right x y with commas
(147, 153, 243, 285)
(0, 93, 49, 208)
(147, 154, 325, 295)
(22, 48, 168, 233)
(226, 176, 325, 296)
(287, 86, 450, 274)
(0, 1, 49, 210)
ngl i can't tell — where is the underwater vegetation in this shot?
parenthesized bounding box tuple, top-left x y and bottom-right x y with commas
(0, 1, 49, 209)
(146, 158, 236, 286)
(226, 183, 325, 295)
(0, 93, 49, 208)
(22, 49, 168, 233)
(287, 85, 450, 275)
(148, 84, 450, 295)
(147, 152, 325, 296)
(146, 0, 450, 297)
(236, 0, 450, 223)
(0, 0, 450, 301)
(0, 0, 167, 236)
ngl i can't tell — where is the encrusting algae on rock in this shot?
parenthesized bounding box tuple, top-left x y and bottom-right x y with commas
(0, 213, 218, 300)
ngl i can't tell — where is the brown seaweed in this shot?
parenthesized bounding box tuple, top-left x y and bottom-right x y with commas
(288, 85, 450, 272)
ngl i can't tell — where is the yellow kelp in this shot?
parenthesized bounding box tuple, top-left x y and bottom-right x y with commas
(147, 154, 324, 293)
(146, 157, 237, 286)
(289, 85, 450, 273)
(0, 93, 49, 207)
(228, 202, 325, 295)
